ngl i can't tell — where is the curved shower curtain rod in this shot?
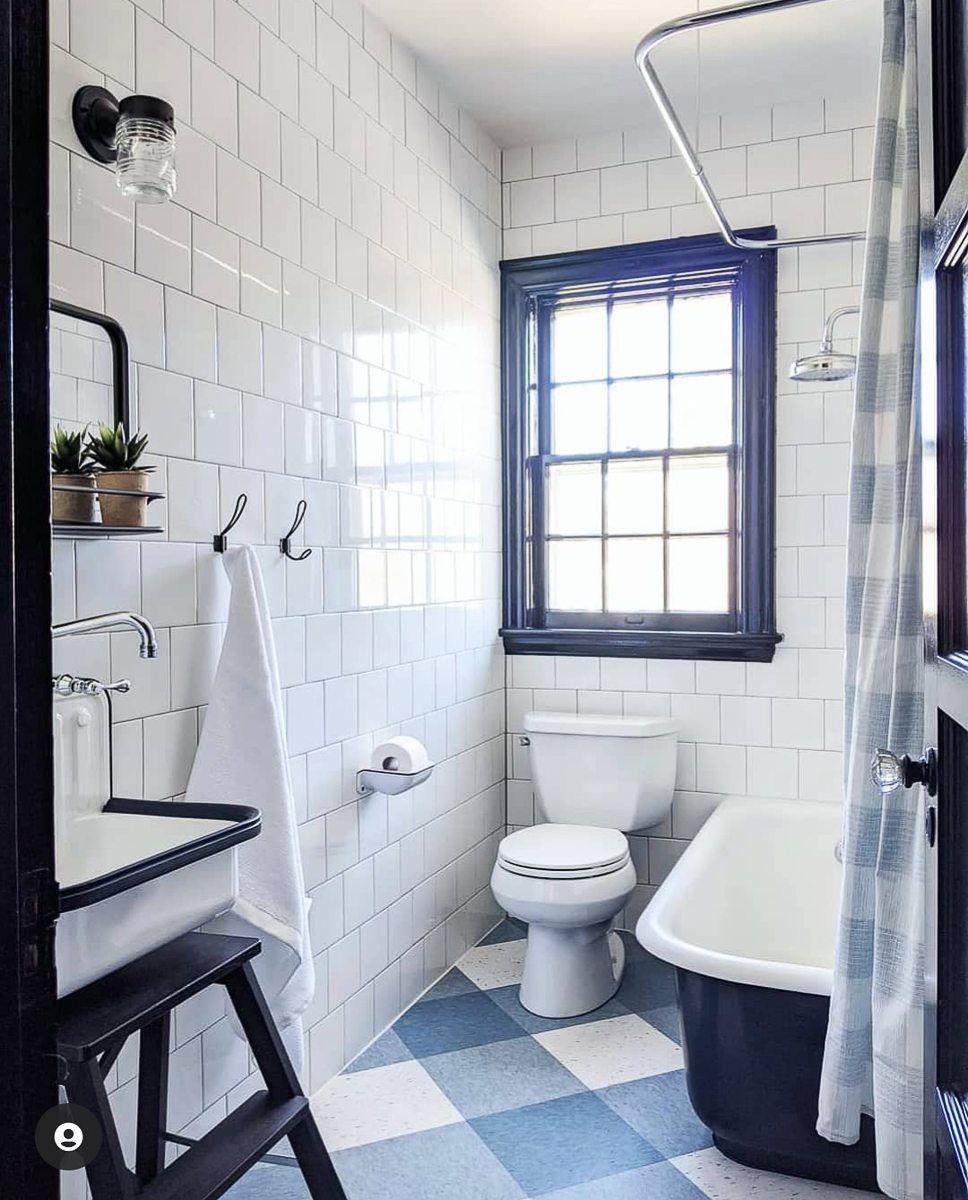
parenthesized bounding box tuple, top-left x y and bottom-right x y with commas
(635, 0, 869, 251)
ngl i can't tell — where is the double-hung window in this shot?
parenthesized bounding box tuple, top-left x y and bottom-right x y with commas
(501, 230, 780, 661)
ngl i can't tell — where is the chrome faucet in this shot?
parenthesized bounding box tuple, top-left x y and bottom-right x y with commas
(53, 611, 159, 659)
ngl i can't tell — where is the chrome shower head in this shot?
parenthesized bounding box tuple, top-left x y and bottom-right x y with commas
(790, 304, 860, 383)
(790, 349, 857, 382)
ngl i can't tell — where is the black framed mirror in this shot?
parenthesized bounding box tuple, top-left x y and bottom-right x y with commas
(49, 300, 129, 434)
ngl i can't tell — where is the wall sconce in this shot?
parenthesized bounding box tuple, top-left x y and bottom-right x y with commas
(72, 86, 176, 204)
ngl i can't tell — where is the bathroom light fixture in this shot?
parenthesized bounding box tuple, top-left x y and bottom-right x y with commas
(72, 86, 176, 203)
(790, 305, 860, 382)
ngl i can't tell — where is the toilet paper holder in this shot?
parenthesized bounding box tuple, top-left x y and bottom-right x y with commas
(357, 737, 434, 798)
(356, 762, 435, 798)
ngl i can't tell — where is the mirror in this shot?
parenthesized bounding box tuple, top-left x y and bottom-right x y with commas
(49, 301, 129, 436)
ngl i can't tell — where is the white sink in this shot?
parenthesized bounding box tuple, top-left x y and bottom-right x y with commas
(54, 690, 260, 996)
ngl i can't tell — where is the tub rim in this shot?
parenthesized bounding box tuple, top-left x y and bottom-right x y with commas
(635, 795, 842, 997)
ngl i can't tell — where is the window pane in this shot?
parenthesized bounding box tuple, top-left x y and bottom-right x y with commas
(606, 538, 664, 612)
(670, 374, 733, 448)
(548, 540, 603, 610)
(671, 292, 733, 372)
(553, 305, 607, 382)
(667, 455, 730, 533)
(607, 460, 663, 534)
(610, 299, 668, 378)
(668, 536, 729, 611)
(609, 379, 668, 451)
(552, 383, 607, 454)
(548, 462, 602, 536)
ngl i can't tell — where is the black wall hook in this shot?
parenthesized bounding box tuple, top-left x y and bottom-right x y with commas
(280, 500, 312, 561)
(214, 493, 248, 552)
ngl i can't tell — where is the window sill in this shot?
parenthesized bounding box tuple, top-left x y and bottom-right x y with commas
(500, 627, 783, 662)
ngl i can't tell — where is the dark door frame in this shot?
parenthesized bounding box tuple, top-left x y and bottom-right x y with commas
(0, 0, 59, 1195)
(922, 0, 968, 1196)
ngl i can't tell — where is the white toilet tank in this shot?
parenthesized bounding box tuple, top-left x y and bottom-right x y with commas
(524, 711, 679, 832)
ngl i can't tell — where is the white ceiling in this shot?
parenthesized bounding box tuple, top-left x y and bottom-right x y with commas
(364, 0, 882, 147)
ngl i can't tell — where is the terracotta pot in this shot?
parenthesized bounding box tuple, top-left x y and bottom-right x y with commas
(51, 474, 96, 523)
(96, 470, 153, 527)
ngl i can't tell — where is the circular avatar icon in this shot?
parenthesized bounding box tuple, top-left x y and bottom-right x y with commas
(36, 1103, 102, 1170)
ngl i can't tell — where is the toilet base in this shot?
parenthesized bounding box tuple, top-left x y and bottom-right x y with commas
(519, 924, 625, 1019)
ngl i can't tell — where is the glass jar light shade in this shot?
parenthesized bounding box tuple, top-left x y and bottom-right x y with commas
(114, 96, 176, 204)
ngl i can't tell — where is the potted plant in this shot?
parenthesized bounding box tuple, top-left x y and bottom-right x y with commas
(50, 426, 96, 523)
(86, 423, 154, 527)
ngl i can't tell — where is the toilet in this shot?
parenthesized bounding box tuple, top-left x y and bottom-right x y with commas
(491, 710, 679, 1019)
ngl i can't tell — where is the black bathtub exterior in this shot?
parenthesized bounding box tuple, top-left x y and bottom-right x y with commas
(676, 967, 881, 1193)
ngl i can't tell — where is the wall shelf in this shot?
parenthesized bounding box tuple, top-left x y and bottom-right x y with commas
(51, 481, 165, 540)
(52, 522, 166, 539)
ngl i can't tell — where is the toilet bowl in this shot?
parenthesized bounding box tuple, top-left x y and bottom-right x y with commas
(491, 824, 636, 1017)
(491, 711, 679, 1019)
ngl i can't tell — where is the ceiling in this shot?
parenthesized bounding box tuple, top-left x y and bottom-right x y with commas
(364, 0, 882, 147)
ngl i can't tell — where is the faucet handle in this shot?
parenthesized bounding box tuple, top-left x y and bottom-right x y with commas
(82, 677, 131, 696)
(99, 679, 132, 694)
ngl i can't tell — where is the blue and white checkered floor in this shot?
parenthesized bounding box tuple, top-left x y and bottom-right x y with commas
(227, 921, 870, 1199)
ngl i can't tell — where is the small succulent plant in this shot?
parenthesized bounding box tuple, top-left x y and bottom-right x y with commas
(85, 423, 154, 472)
(50, 425, 92, 475)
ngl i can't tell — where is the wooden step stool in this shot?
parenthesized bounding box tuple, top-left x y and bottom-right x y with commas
(56, 931, 347, 1200)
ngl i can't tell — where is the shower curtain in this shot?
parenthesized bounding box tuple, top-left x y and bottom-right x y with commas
(817, 3, 923, 1198)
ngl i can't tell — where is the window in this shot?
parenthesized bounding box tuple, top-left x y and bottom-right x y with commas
(501, 231, 780, 662)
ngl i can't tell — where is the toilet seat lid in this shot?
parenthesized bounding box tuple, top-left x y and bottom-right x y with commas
(498, 824, 629, 875)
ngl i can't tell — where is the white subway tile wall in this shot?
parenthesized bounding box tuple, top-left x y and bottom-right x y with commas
(51, 0, 504, 1176)
(501, 98, 870, 933)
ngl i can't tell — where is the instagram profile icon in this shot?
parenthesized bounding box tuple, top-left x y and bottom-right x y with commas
(54, 1123, 83, 1152)
(36, 1103, 102, 1170)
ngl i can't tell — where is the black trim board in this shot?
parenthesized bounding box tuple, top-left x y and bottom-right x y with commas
(0, 0, 57, 1195)
(929, 8, 968, 1194)
(501, 627, 783, 662)
(500, 229, 779, 662)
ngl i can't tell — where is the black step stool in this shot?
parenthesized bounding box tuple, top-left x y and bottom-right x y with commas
(56, 931, 347, 1200)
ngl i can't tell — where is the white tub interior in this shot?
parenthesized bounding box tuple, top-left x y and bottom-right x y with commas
(637, 796, 844, 996)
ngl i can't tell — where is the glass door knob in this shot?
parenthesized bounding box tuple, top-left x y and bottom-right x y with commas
(870, 747, 938, 797)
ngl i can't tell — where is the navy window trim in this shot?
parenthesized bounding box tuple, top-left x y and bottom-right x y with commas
(500, 229, 782, 663)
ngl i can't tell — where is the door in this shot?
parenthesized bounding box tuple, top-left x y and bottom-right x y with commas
(922, 1, 968, 1196)
(0, 0, 59, 1195)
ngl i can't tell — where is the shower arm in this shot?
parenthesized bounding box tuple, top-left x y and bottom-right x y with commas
(634, 0, 868, 252)
(820, 304, 860, 350)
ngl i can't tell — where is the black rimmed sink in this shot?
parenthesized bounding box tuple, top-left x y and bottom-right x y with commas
(57, 796, 261, 997)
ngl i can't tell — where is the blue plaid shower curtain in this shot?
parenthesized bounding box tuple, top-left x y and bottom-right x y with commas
(816, 3, 923, 1198)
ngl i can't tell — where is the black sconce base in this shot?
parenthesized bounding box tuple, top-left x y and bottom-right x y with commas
(72, 85, 120, 164)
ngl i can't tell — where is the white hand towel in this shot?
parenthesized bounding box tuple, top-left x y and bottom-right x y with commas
(187, 545, 314, 1071)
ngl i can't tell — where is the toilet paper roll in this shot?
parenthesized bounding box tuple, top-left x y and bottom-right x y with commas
(371, 736, 432, 774)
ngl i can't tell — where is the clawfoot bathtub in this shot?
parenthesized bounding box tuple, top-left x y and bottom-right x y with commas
(636, 796, 880, 1193)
